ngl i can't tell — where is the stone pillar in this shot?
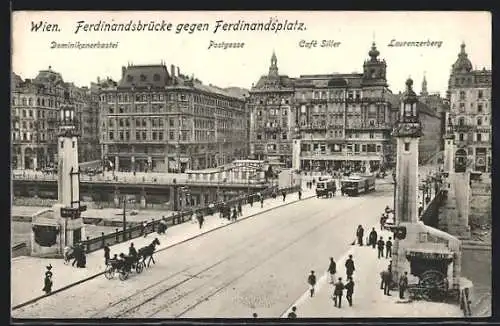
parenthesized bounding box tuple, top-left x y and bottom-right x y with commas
(140, 191, 146, 209)
(114, 190, 120, 207)
(292, 139, 301, 170)
(443, 137, 455, 173)
(33, 156, 38, 170)
(21, 148, 25, 170)
(115, 156, 119, 171)
(131, 156, 135, 172)
(395, 137, 420, 224)
(164, 156, 169, 172)
(169, 186, 175, 211)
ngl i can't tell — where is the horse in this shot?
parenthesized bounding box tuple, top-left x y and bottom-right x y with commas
(138, 238, 160, 268)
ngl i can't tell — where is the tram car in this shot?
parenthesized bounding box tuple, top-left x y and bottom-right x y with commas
(341, 175, 376, 196)
(315, 177, 337, 198)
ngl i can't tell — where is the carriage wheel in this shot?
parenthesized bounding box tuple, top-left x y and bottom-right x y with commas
(136, 262, 144, 274)
(104, 265, 115, 280)
(419, 270, 447, 301)
(118, 269, 129, 281)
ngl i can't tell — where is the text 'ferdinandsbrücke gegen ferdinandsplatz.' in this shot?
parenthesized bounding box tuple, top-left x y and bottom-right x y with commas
(30, 18, 308, 35)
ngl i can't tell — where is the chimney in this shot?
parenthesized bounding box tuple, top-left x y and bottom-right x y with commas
(122, 66, 126, 78)
(177, 66, 180, 77)
(170, 65, 175, 77)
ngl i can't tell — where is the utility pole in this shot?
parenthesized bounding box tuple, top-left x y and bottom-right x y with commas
(123, 197, 127, 240)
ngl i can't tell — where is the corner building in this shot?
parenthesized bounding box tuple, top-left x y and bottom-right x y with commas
(447, 43, 491, 172)
(99, 63, 248, 172)
(249, 43, 397, 171)
(11, 67, 101, 170)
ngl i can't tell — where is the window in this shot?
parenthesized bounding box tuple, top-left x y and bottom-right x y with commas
(459, 133, 464, 141)
(282, 133, 287, 140)
(127, 75, 133, 82)
(140, 74, 147, 81)
(136, 131, 140, 140)
(23, 110, 26, 117)
(142, 131, 147, 140)
(125, 131, 129, 140)
(256, 134, 262, 140)
(153, 74, 160, 81)
(152, 131, 157, 140)
(478, 104, 483, 113)
(169, 119, 174, 127)
(169, 131, 174, 140)
(158, 131, 163, 140)
(29, 110, 33, 117)
(478, 90, 483, 99)
(108, 107, 113, 114)
(477, 117, 482, 126)
(477, 133, 482, 142)
(119, 132, 124, 141)
(458, 117, 465, 126)
(272, 134, 277, 140)
(459, 91, 466, 100)
(459, 103, 465, 112)
(109, 132, 114, 140)
(369, 132, 374, 139)
(404, 142, 410, 152)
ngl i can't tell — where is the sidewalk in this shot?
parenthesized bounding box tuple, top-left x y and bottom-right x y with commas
(11, 187, 315, 308)
(283, 226, 463, 318)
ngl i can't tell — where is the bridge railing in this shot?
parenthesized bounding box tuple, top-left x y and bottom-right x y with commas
(79, 185, 300, 254)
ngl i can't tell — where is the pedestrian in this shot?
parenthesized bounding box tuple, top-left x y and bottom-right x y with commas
(71, 243, 81, 267)
(249, 196, 253, 207)
(380, 214, 386, 230)
(382, 268, 392, 296)
(384, 205, 392, 215)
(260, 195, 264, 208)
(191, 210, 197, 224)
(345, 255, 355, 278)
(104, 244, 110, 265)
(197, 212, 204, 229)
(356, 225, 364, 246)
(345, 277, 355, 306)
(307, 270, 316, 297)
(298, 189, 302, 200)
(237, 202, 242, 216)
(333, 277, 344, 308)
(386, 237, 393, 258)
(78, 245, 87, 268)
(327, 257, 337, 284)
(232, 207, 238, 221)
(369, 227, 377, 249)
(42, 265, 53, 294)
(377, 237, 385, 259)
(282, 191, 286, 202)
(287, 306, 297, 318)
(399, 271, 409, 299)
(142, 220, 148, 237)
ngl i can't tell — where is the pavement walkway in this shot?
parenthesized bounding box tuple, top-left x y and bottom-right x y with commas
(11, 187, 315, 308)
(282, 226, 463, 318)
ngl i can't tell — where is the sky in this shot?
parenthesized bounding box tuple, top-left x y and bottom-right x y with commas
(12, 11, 491, 95)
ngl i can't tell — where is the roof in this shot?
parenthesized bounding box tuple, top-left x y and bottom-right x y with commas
(252, 74, 294, 90)
(118, 65, 171, 89)
(33, 69, 64, 85)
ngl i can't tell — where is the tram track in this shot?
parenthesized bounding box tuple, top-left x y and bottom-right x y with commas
(113, 199, 369, 318)
(95, 199, 340, 318)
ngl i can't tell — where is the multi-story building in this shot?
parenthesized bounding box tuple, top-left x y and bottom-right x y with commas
(419, 74, 449, 151)
(248, 52, 296, 166)
(99, 63, 248, 173)
(447, 43, 491, 172)
(11, 67, 100, 170)
(250, 44, 398, 172)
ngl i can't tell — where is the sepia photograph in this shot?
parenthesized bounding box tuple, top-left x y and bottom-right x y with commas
(10, 10, 491, 320)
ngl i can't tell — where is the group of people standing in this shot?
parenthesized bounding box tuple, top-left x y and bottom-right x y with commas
(306, 255, 356, 310)
(64, 243, 87, 268)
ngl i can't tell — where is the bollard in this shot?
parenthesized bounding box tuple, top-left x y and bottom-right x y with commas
(152, 218, 155, 232)
(101, 232, 105, 248)
(86, 236, 90, 253)
(115, 228, 119, 242)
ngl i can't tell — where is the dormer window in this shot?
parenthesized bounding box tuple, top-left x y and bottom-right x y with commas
(153, 74, 160, 81)
(126, 75, 133, 82)
(140, 74, 147, 81)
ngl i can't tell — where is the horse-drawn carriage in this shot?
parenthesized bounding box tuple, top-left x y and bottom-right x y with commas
(105, 255, 145, 280)
(104, 238, 161, 281)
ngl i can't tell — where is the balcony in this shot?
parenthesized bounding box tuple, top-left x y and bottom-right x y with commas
(345, 123, 392, 131)
(300, 124, 327, 132)
(454, 125, 473, 133)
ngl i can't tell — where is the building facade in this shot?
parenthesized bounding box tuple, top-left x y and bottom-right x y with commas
(250, 44, 398, 172)
(11, 67, 100, 170)
(447, 43, 491, 172)
(248, 52, 296, 167)
(99, 63, 248, 173)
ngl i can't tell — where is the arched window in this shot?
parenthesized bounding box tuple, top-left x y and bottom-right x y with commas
(458, 117, 465, 126)
(477, 117, 482, 126)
